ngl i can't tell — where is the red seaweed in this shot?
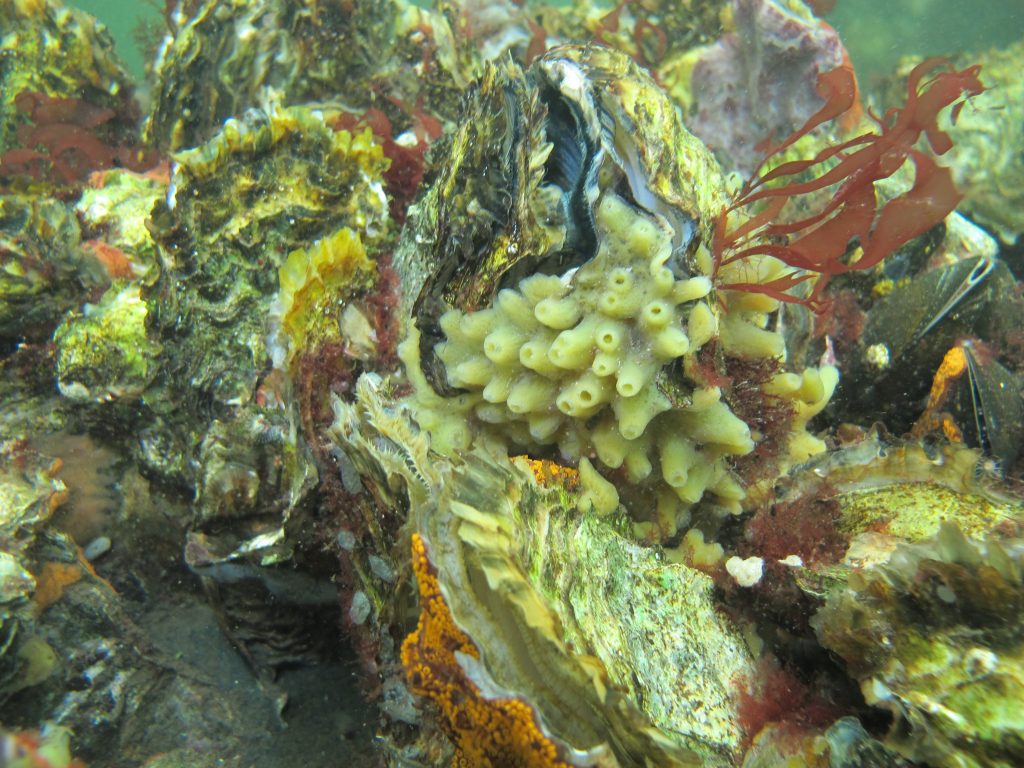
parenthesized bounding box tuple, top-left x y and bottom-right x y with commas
(632, 17, 668, 72)
(333, 102, 438, 226)
(735, 657, 843, 748)
(0, 91, 160, 187)
(746, 492, 846, 565)
(593, 1, 628, 44)
(713, 58, 986, 311)
(525, 18, 549, 65)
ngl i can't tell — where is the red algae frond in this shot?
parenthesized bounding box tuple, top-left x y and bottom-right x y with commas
(0, 91, 160, 187)
(401, 534, 572, 768)
(735, 657, 842, 749)
(713, 58, 986, 310)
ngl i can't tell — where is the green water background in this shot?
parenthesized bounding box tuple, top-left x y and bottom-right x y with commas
(74, 0, 1022, 86)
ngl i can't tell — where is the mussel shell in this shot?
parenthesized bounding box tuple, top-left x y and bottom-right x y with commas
(835, 256, 1016, 432)
(949, 343, 1023, 466)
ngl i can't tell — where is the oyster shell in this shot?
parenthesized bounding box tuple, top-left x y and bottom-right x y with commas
(330, 375, 753, 766)
(0, 195, 98, 342)
(401, 43, 728, 362)
(813, 523, 1024, 767)
(397, 44, 836, 537)
(944, 39, 1024, 244)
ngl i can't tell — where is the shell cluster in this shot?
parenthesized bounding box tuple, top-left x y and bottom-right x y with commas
(402, 45, 837, 533)
(814, 522, 1024, 768)
(6, 1, 1023, 766)
(331, 377, 752, 766)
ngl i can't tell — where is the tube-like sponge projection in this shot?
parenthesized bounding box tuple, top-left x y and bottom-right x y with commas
(653, 326, 690, 359)
(616, 359, 655, 398)
(497, 288, 539, 329)
(460, 309, 499, 342)
(671, 276, 712, 304)
(624, 448, 653, 483)
(606, 268, 635, 293)
(519, 273, 566, 304)
(534, 296, 582, 330)
(507, 375, 558, 414)
(577, 457, 620, 516)
(482, 372, 513, 403)
(527, 412, 563, 442)
(591, 351, 620, 378)
(483, 326, 525, 365)
(612, 384, 671, 440)
(720, 314, 785, 359)
(677, 401, 754, 455)
(594, 321, 626, 353)
(548, 319, 598, 370)
(592, 418, 630, 468)
(519, 336, 561, 377)
(598, 289, 643, 319)
(639, 300, 672, 330)
(452, 356, 494, 388)
(687, 301, 718, 349)
(660, 432, 698, 489)
(556, 371, 611, 417)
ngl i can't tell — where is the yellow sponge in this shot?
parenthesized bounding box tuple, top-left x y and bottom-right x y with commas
(423, 192, 835, 534)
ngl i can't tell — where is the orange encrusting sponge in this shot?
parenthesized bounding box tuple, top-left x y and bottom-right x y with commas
(401, 533, 573, 768)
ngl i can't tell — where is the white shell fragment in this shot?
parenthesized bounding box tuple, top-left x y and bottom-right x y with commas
(725, 555, 764, 587)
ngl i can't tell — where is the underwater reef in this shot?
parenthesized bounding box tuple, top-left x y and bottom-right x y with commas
(2, 0, 1024, 767)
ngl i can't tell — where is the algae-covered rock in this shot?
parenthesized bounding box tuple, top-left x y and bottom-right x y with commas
(0, 0, 155, 191)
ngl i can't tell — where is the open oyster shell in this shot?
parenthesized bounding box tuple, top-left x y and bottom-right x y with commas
(399, 44, 728, 372)
(396, 44, 836, 539)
